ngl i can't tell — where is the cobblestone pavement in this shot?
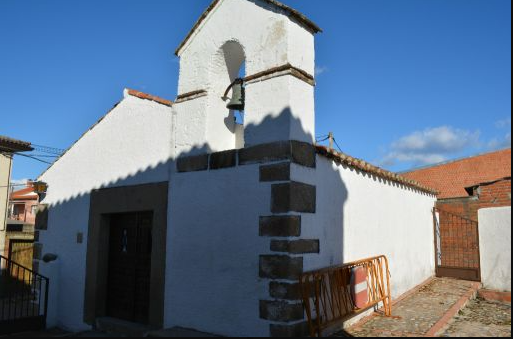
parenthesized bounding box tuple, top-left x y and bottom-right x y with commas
(440, 297, 511, 337)
(332, 278, 477, 337)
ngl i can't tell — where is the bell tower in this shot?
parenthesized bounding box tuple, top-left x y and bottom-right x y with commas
(173, 0, 321, 156)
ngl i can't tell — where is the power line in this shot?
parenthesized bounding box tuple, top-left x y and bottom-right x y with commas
(25, 154, 60, 158)
(15, 153, 53, 165)
(0, 183, 31, 189)
(31, 144, 65, 155)
(333, 138, 344, 153)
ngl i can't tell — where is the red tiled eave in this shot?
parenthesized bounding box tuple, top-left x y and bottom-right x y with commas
(316, 146, 439, 195)
(126, 89, 173, 107)
(0, 135, 33, 152)
(402, 148, 512, 199)
(10, 186, 38, 200)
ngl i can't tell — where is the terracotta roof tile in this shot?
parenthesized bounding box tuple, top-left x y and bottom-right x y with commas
(10, 186, 38, 201)
(0, 135, 33, 152)
(316, 146, 438, 195)
(402, 148, 511, 199)
(126, 89, 173, 107)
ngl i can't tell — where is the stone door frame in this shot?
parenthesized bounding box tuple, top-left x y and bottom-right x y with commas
(83, 182, 168, 328)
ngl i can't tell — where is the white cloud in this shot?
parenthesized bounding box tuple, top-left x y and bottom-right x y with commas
(382, 126, 481, 167)
(495, 118, 511, 129)
(488, 118, 512, 150)
(315, 66, 328, 76)
(488, 133, 512, 150)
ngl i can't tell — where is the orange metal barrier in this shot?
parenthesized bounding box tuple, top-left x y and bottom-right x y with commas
(300, 255, 392, 337)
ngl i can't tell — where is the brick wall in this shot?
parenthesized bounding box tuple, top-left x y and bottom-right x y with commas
(437, 178, 511, 221)
(436, 178, 511, 277)
(403, 148, 511, 199)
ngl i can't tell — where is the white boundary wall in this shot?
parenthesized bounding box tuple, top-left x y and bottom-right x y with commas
(294, 156, 437, 299)
(479, 206, 511, 292)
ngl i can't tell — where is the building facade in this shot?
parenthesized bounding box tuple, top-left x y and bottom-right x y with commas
(36, 0, 438, 336)
(9, 185, 39, 225)
(0, 136, 33, 258)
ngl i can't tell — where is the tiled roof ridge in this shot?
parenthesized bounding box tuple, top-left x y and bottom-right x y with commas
(125, 88, 173, 107)
(175, 0, 322, 56)
(0, 135, 33, 152)
(401, 147, 512, 174)
(466, 176, 512, 190)
(316, 145, 438, 195)
(10, 186, 37, 200)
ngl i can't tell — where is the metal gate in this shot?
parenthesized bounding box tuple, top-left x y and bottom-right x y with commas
(0, 255, 49, 335)
(433, 208, 481, 281)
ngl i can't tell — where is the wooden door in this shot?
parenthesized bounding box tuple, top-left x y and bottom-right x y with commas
(8, 240, 33, 277)
(107, 212, 153, 324)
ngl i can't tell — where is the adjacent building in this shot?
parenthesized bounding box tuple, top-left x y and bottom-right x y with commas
(9, 184, 39, 225)
(3, 184, 39, 269)
(403, 148, 511, 290)
(403, 148, 511, 220)
(0, 136, 33, 259)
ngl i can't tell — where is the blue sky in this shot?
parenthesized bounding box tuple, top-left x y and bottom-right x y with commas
(0, 0, 511, 183)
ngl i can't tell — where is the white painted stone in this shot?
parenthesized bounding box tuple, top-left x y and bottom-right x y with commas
(38, 93, 173, 331)
(165, 164, 271, 337)
(42, 259, 61, 329)
(478, 207, 511, 292)
(174, 0, 316, 154)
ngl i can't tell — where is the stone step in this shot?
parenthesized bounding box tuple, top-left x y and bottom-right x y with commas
(95, 317, 157, 337)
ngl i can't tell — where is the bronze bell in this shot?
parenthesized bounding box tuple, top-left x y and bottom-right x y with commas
(224, 78, 245, 111)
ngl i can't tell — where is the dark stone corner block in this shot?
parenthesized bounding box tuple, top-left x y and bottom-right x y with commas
(239, 141, 316, 168)
(260, 255, 303, 280)
(290, 141, 316, 168)
(35, 204, 49, 230)
(270, 281, 302, 300)
(271, 239, 320, 254)
(210, 149, 237, 170)
(177, 154, 209, 173)
(260, 162, 291, 182)
(272, 182, 316, 214)
(259, 215, 301, 237)
(259, 300, 304, 322)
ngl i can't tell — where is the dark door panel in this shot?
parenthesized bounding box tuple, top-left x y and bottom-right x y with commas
(107, 212, 153, 324)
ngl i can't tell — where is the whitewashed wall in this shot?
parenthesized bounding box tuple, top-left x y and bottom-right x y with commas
(165, 164, 271, 337)
(479, 207, 511, 292)
(293, 156, 437, 299)
(174, 0, 316, 154)
(38, 93, 173, 331)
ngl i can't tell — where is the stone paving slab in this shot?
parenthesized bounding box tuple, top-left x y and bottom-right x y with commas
(332, 278, 478, 337)
(440, 298, 511, 337)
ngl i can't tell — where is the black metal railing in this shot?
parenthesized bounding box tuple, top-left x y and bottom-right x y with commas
(0, 255, 49, 335)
